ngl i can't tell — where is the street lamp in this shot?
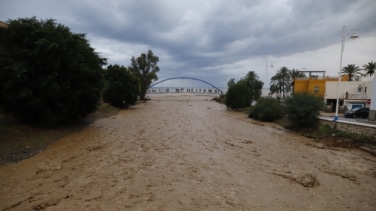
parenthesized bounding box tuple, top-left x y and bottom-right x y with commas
(334, 26, 359, 121)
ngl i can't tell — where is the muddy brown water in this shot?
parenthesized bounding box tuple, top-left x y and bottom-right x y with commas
(1, 94, 375, 210)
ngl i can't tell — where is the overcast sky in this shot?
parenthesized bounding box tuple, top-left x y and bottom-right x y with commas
(1, 0, 375, 88)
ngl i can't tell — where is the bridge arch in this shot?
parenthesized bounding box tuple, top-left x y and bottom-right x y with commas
(149, 77, 223, 94)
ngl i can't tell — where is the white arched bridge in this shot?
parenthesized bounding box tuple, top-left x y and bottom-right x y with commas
(148, 77, 224, 95)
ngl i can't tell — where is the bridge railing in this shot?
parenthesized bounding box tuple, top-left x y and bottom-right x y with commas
(148, 87, 221, 94)
(149, 77, 224, 94)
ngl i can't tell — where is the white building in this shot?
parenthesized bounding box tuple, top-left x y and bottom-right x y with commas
(325, 77, 374, 112)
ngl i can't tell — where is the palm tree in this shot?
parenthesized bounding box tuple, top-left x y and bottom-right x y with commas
(244, 71, 258, 81)
(270, 73, 283, 97)
(341, 64, 362, 81)
(242, 70, 263, 103)
(270, 67, 291, 98)
(269, 84, 280, 97)
(288, 68, 306, 92)
(363, 60, 376, 77)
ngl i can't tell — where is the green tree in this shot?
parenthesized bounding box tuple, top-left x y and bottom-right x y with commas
(0, 17, 106, 125)
(129, 50, 160, 100)
(225, 80, 251, 109)
(269, 84, 279, 96)
(341, 64, 362, 81)
(285, 93, 323, 128)
(103, 65, 140, 108)
(227, 78, 236, 88)
(270, 66, 291, 98)
(363, 60, 376, 77)
(242, 71, 264, 104)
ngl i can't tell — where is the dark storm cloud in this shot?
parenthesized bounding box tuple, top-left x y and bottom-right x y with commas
(1, 0, 375, 85)
(69, 1, 178, 42)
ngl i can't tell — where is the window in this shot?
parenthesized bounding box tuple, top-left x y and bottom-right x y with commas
(358, 85, 362, 92)
(314, 86, 319, 93)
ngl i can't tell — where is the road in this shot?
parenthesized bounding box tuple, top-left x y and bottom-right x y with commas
(320, 113, 376, 125)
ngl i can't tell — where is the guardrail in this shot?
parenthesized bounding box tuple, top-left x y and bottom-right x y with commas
(319, 116, 376, 128)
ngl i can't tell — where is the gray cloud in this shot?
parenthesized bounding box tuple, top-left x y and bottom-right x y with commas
(1, 0, 375, 86)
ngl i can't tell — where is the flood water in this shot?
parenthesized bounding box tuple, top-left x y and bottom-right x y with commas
(1, 94, 375, 210)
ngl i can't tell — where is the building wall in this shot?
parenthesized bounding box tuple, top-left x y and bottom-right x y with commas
(294, 76, 340, 98)
(325, 81, 372, 99)
(325, 80, 373, 108)
(308, 79, 326, 97)
(0, 21, 8, 29)
(323, 77, 374, 114)
(325, 82, 338, 99)
(294, 79, 309, 94)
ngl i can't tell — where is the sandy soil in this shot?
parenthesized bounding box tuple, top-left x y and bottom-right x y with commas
(0, 94, 375, 210)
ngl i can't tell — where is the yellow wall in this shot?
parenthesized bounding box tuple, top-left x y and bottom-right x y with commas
(294, 79, 310, 94)
(294, 75, 348, 98)
(294, 79, 326, 97)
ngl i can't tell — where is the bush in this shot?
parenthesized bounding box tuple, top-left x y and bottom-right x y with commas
(103, 65, 140, 108)
(0, 17, 106, 125)
(248, 97, 285, 121)
(225, 81, 251, 109)
(285, 92, 323, 128)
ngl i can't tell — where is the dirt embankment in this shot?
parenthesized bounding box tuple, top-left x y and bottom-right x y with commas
(0, 94, 375, 210)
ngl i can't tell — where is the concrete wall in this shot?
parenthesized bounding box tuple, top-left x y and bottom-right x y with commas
(319, 118, 376, 137)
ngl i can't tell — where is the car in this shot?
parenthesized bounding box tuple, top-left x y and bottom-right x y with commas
(344, 107, 369, 118)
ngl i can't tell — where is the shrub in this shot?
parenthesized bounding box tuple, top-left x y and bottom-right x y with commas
(0, 17, 106, 125)
(103, 65, 140, 108)
(225, 81, 251, 109)
(249, 97, 285, 121)
(285, 92, 323, 128)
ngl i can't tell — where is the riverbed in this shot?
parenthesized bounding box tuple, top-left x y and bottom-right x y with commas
(0, 94, 375, 210)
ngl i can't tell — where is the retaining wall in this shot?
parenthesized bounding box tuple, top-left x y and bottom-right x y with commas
(319, 118, 376, 137)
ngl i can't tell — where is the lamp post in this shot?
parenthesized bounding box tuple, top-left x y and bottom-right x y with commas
(334, 26, 359, 121)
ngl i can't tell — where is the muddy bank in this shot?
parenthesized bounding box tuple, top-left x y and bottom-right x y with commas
(0, 94, 375, 210)
(0, 103, 119, 166)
